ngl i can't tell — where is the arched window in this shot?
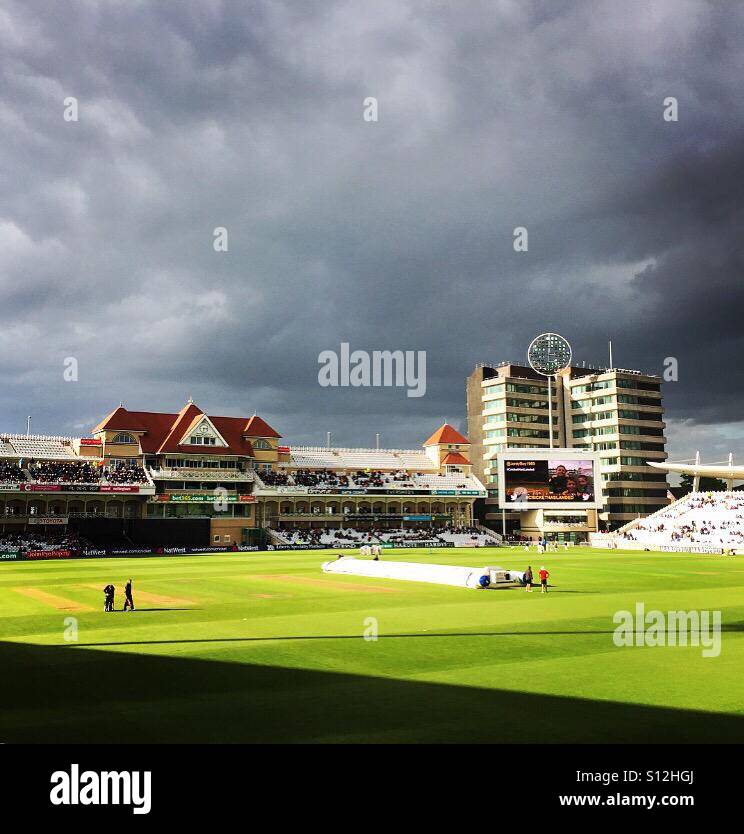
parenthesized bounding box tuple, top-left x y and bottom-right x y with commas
(252, 439, 271, 450)
(112, 433, 135, 444)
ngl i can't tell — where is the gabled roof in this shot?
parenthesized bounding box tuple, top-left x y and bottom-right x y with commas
(92, 402, 281, 456)
(156, 403, 206, 453)
(442, 451, 470, 465)
(423, 423, 469, 446)
(243, 414, 282, 438)
(93, 406, 148, 433)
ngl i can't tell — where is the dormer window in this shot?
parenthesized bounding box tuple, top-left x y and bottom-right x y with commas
(112, 433, 136, 444)
(182, 417, 225, 447)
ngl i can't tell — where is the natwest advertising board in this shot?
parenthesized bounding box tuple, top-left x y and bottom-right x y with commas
(79, 438, 102, 446)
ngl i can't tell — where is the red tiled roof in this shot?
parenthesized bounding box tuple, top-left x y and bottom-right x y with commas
(92, 402, 280, 456)
(243, 414, 282, 438)
(442, 451, 470, 465)
(156, 403, 207, 453)
(93, 406, 148, 433)
(423, 423, 469, 446)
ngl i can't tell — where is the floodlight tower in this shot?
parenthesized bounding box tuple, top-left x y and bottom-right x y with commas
(526, 333, 573, 449)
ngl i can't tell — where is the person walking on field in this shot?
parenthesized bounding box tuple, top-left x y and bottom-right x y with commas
(123, 578, 135, 611)
(524, 565, 533, 592)
(539, 566, 550, 594)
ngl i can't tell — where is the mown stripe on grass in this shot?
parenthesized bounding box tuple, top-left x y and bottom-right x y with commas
(14, 588, 92, 612)
(78, 583, 195, 606)
(251, 574, 400, 593)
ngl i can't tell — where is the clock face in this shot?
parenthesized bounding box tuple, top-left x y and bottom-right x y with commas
(198, 424, 210, 435)
(527, 333, 572, 375)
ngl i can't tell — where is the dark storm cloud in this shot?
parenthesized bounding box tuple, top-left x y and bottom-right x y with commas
(0, 0, 742, 461)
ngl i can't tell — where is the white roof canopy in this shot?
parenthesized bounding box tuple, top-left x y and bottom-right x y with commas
(649, 461, 744, 480)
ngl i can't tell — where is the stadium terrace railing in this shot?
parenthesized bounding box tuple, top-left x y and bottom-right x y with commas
(149, 468, 253, 482)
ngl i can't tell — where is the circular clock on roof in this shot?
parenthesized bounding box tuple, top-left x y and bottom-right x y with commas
(198, 424, 210, 435)
(527, 333, 572, 376)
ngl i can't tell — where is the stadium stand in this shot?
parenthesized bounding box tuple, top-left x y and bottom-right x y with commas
(0, 461, 27, 482)
(4, 436, 77, 459)
(593, 491, 744, 552)
(270, 524, 500, 548)
(377, 529, 442, 544)
(102, 462, 150, 484)
(288, 447, 438, 472)
(0, 406, 490, 553)
(28, 460, 99, 484)
(0, 531, 90, 553)
(436, 526, 501, 546)
(0, 439, 18, 458)
(253, 467, 482, 492)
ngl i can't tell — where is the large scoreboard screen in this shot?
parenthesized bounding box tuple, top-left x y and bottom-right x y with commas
(498, 451, 603, 510)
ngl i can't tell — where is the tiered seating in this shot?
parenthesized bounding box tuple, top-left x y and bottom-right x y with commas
(150, 467, 249, 481)
(289, 447, 437, 472)
(289, 450, 344, 468)
(103, 462, 149, 485)
(412, 473, 482, 490)
(256, 466, 484, 492)
(28, 460, 99, 484)
(617, 491, 744, 551)
(257, 470, 291, 486)
(0, 531, 90, 553)
(0, 439, 17, 457)
(436, 527, 501, 546)
(0, 461, 26, 482)
(273, 529, 323, 546)
(397, 451, 435, 469)
(349, 469, 410, 488)
(270, 524, 497, 548)
(319, 528, 377, 545)
(377, 528, 441, 544)
(5, 436, 77, 459)
(293, 469, 350, 488)
(273, 528, 378, 546)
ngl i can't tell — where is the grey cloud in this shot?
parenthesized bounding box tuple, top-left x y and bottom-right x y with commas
(0, 0, 742, 461)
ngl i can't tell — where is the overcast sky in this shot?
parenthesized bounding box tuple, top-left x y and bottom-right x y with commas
(1, 0, 742, 463)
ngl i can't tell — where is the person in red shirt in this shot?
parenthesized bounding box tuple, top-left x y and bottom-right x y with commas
(538, 566, 550, 593)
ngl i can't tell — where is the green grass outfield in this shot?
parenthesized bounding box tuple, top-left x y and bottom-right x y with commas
(1, 546, 744, 743)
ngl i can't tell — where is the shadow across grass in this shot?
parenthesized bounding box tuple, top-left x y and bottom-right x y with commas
(104, 608, 197, 613)
(1, 640, 743, 744)
(68, 619, 744, 648)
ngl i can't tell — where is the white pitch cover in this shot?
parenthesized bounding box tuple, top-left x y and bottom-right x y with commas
(321, 557, 523, 589)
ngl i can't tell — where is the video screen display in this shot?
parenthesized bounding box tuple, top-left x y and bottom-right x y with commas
(504, 458, 596, 505)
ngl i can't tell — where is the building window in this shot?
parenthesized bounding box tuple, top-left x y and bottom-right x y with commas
(112, 433, 135, 444)
(506, 383, 549, 396)
(189, 436, 216, 445)
(507, 428, 550, 438)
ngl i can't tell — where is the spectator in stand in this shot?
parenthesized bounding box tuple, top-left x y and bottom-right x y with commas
(260, 470, 291, 486)
(104, 461, 147, 484)
(0, 531, 89, 554)
(28, 460, 98, 484)
(0, 461, 26, 482)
